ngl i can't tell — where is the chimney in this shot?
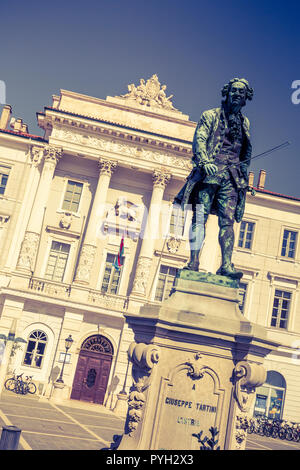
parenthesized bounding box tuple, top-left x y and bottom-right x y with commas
(257, 169, 266, 189)
(248, 171, 254, 187)
(13, 118, 23, 132)
(0, 104, 12, 129)
(52, 94, 60, 109)
(21, 123, 28, 133)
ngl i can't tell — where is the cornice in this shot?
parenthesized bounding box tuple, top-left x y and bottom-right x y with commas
(49, 126, 193, 176)
(38, 107, 193, 157)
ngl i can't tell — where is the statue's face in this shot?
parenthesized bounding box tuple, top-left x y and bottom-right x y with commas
(227, 81, 247, 109)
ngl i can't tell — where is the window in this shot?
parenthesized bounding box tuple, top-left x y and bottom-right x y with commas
(0, 165, 11, 195)
(253, 371, 286, 420)
(62, 180, 83, 213)
(45, 241, 70, 282)
(169, 206, 185, 237)
(238, 221, 255, 249)
(101, 253, 124, 294)
(281, 229, 298, 259)
(270, 289, 291, 329)
(238, 282, 248, 313)
(154, 265, 178, 301)
(23, 330, 47, 368)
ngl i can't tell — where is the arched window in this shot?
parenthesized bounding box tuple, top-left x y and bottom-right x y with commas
(23, 330, 48, 368)
(253, 370, 286, 420)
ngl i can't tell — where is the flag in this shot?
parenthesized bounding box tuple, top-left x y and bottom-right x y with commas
(113, 235, 124, 271)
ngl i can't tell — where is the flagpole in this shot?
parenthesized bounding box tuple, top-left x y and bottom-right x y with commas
(147, 199, 173, 302)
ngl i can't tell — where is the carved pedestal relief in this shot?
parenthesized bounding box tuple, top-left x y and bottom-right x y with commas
(233, 361, 266, 450)
(117, 342, 160, 449)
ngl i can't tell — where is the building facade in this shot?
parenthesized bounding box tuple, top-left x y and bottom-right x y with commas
(0, 75, 299, 421)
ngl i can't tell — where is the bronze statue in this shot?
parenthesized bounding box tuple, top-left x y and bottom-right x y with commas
(174, 78, 254, 279)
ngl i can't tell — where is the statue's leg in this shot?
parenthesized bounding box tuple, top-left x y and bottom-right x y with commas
(215, 179, 243, 279)
(185, 184, 215, 271)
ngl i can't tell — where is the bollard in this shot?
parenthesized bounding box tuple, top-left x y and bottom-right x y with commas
(0, 425, 21, 450)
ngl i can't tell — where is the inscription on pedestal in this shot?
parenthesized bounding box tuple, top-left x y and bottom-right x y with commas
(152, 356, 224, 450)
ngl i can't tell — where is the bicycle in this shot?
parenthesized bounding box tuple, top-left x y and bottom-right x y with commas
(4, 372, 23, 393)
(4, 372, 36, 395)
(23, 376, 37, 395)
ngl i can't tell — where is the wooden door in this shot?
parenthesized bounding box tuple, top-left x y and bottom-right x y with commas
(71, 335, 113, 404)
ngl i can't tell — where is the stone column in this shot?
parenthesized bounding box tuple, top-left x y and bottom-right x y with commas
(6, 145, 44, 270)
(131, 169, 171, 297)
(74, 158, 117, 285)
(16, 145, 62, 274)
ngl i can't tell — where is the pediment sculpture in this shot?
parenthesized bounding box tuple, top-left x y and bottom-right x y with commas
(118, 74, 178, 111)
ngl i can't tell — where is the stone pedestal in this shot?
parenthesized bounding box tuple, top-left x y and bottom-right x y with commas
(116, 270, 280, 450)
(51, 381, 66, 403)
(113, 392, 129, 418)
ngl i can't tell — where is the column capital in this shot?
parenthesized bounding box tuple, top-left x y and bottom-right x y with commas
(29, 145, 44, 167)
(152, 168, 171, 189)
(98, 158, 117, 176)
(44, 145, 63, 167)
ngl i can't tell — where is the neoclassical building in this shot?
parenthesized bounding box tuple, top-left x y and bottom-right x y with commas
(0, 75, 299, 422)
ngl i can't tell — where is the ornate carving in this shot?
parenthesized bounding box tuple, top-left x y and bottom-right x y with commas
(74, 243, 96, 284)
(16, 231, 40, 272)
(233, 361, 266, 450)
(233, 361, 266, 412)
(166, 235, 181, 254)
(98, 158, 117, 176)
(51, 129, 192, 172)
(118, 74, 178, 111)
(30, 146, 44, 167)
(59, 212, 73, 229)
(152, 169, 171, 189)
(103, 197, 143, 241)
(126, 342, 160, 435)
(131, 256, 152, 296)
(44, 145, 62, 167)
(185, 352, 204, 379)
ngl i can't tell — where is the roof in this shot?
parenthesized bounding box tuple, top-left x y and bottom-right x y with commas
(0, 128, 46, 142)
(253, 187, 300, 202)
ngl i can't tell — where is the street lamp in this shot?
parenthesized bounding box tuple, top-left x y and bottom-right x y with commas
(56, 335, 73, 384)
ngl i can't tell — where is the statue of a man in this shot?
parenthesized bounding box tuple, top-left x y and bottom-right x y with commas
(174, 78, 254, 279)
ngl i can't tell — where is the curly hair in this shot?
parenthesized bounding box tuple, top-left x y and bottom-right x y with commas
(221, 78, 254, 101)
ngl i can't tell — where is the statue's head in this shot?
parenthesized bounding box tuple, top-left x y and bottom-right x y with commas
(221, 78, 253, 110)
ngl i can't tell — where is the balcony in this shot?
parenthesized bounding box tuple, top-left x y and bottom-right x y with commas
(17, 276, 129, 311)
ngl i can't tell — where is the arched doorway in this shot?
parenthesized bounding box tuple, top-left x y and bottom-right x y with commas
(71, 335, 114, 404)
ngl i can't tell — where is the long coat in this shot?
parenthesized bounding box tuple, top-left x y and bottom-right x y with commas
(174, 107, 252, 223)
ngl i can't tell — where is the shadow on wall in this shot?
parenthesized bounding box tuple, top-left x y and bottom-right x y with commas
(104, 375, 120, 408)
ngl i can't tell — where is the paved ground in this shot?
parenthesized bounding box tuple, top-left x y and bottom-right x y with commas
(245, 432, 300, 451)
(0, 389, 125, 450)
(1, 389, 300, 450)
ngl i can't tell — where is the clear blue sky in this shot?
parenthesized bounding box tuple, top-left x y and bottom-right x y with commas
(1, 0, 299, 197)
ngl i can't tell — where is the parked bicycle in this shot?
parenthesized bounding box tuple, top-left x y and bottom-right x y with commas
(4, 372, 36, 395)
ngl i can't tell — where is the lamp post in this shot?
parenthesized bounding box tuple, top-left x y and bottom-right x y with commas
(56, 335, 73, 384)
